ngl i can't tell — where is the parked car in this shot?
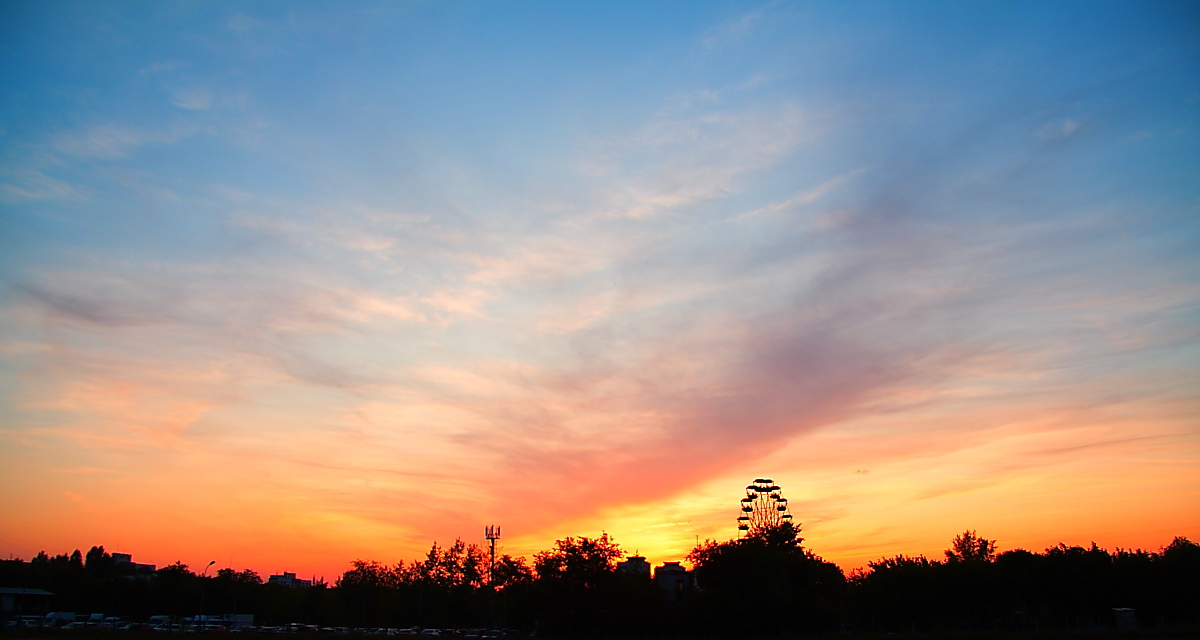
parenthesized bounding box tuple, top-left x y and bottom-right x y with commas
(45, 612, 77, 627)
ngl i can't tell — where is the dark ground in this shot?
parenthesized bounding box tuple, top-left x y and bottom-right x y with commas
(4, 629, 1199, 640)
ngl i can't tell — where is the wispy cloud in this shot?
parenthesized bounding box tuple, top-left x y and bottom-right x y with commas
(169, 87, 214, 110)
(51, 123, 199, 159)
(225, 13, 267, 35)
(0, 168, 82, 202)
(702, 4, 771, 48)
(578, 103, 814, 218)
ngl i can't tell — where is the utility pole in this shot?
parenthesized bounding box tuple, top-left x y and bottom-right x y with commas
(484, 525, 500, 586)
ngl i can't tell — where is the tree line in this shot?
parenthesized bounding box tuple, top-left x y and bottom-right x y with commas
(2, 528, 1197, 637)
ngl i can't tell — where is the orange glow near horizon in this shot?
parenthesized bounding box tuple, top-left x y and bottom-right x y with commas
(3, 386, 1196, 580)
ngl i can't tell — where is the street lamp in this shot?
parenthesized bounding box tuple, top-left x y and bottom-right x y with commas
(197, 560, 215, 630)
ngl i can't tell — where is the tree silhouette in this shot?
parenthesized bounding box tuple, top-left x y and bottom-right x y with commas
(687, 522, 845, 635)
(5, 532, 1197, 634)
(533, 533, 623, 589)
(492, 554, 534, 589)
(532, 533, 648, 636)
(85, 545, 116, 577)
(946, 529, 997, 562)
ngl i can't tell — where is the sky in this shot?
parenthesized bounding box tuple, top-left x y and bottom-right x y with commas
(1, 1, 1198, 581)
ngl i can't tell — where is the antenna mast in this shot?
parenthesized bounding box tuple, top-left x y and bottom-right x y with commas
(484, 525, 501, 586)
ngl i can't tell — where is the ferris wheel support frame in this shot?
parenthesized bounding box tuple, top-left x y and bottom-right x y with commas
(736, 478, 794, 536)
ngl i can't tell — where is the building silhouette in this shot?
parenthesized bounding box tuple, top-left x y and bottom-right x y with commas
(112, 553, 156, 577)
(653, 562, 693, 602)
(267, 572, 311, 588)
(616, 555, 650, 577)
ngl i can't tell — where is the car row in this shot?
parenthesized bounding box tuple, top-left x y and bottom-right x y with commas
(6, 620, 524, 637)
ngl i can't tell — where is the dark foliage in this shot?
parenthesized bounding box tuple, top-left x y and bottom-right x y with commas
(530, 533, 658, 637)
(685, 522, 845, 636)
(2, 532, 1197, 637)
(850, 535, 1200, 632)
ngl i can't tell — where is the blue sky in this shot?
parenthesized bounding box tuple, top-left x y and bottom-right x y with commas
(1, 1, 1197, 574)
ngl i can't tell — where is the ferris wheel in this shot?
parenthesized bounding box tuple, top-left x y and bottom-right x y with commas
(737, 478, 793, 535)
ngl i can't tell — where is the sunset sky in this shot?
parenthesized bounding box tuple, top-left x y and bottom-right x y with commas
(1, 1, 1198, 581)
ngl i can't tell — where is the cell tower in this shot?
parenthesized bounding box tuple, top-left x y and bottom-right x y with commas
(484, 525, 500, 585)
(737, 478, 793, 536)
